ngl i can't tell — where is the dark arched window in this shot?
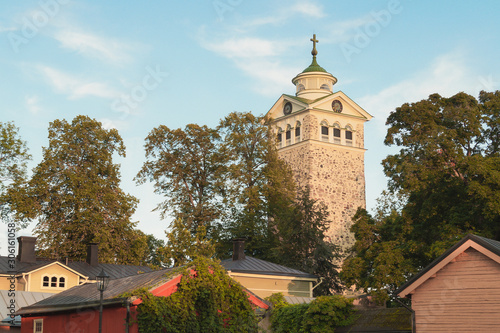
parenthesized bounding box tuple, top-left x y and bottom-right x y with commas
(333, 124, 341, 144)
(345, 126, 353, 146)
(59, 277, 65, 288)
(321, 122, 329, 142)
(43, 276, 49, 287)
(51, 276, 57, 288)
(295, 122, 301, 143)
(277, 131, 282, 148)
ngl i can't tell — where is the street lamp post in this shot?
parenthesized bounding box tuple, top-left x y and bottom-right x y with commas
(96, 269, 110, 333)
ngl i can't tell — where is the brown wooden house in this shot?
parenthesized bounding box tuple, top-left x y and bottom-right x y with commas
(397, 234, 500, 332)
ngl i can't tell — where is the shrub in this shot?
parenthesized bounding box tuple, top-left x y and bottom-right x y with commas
(136, 257, 258, 332)
(270, 295, 356, 333)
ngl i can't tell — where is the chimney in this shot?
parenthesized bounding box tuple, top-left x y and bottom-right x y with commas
(232, 238, 246, 261)
(86, 243, 99, 267)
(17, 236, 37, 263)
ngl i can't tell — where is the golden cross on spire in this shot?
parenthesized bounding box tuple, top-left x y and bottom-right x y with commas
(310, 34, 318, 56)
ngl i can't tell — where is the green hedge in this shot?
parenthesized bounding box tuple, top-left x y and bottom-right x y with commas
(270, 295, 356, 333)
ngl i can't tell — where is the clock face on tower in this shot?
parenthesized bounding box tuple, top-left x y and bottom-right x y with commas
(283, 102, 292, 115)
(332, 100, 343, 113)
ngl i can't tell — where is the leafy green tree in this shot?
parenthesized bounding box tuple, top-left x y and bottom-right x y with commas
(159, 218, 216, 267)
(139, 233, 169, 268)
(0, 121, 31, 228)
(136, 124, 227, 234)
(217, 112, 296, 259)
(342, 91, 500, 302)
(273, 188, 342, 295)
(341, 208, 416, 304)
(12, 115, 146, 264)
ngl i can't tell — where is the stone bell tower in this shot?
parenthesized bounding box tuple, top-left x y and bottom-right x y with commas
(266, 35, 372, 253)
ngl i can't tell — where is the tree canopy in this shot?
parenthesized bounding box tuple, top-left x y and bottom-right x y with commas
(136, 123, 226, 234)
(137, 112, 340, 292)
(11, 115, 147, 264)
(0, 121, 31, 227)
(342, 91, 500, 303)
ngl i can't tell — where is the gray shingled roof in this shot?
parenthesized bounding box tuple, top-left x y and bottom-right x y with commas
(220, 256, 317, 279)
(66, 261, 152, 280)
(16, 268, 174, 316)
(0, 257, 153, 280)
(0, 258, 55, 275)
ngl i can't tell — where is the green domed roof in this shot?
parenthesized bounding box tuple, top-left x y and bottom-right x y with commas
(302, 56, 327, 73)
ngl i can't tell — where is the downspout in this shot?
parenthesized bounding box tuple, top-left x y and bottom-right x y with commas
(394, 296, 416, 333)
(311, 277, 324, 297)
(22, 273, 28, 291)
(125, 298, 130, 333)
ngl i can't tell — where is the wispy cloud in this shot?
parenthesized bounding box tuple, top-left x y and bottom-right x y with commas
(203, 37, 279, 58)
(201, 36, 297, 96)
(290, 2, 325, 18)
(99, 118, 128, 130)
(321, 15, 378, 44)
(25, 95, 42, 114)
(239, 1, 325, 28)
(358, 51, 473, 133)
(53, 30, 133, 64)
(37, 65, 120, 99)
(0, 25, 17, 33)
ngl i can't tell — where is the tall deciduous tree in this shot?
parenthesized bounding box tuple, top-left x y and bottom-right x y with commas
(0, 121, 31, 227)
(136, 124, 227, 233)
(158, 218, 215, 267)
(342, 91, 500, 303)
(13, 115, 146, 264)
(217, 112, 296, 258)
(273, 188, 342, 295)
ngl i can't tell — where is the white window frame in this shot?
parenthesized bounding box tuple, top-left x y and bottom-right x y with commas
(41, 274, 68, 290)
(34, 318, 43, 333)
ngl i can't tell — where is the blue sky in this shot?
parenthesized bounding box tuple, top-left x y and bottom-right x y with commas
(1, 0, 499, 254)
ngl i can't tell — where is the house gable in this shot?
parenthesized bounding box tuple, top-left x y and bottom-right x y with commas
(398, 235, 500, 298)
(25, 262, 87, 293)
(396, 234, 500, 332)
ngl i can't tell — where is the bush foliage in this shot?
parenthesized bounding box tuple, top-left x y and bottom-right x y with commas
(270, 294, 356, 333)
(136, 257, 258, 332)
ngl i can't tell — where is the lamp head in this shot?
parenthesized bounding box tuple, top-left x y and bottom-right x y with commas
(96, 269, 110, 292)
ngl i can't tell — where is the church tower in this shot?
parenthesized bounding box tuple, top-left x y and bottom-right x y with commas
(266, 35, 372, 253)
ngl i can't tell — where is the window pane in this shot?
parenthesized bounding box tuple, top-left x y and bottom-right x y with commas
(346, 131, 353, 140)
(321, 126, 328, 135)
(334, 128, 341, 137)
(59, 277, 65, 288)
(295, 127, 300, 137)
(43, 276, 49, 287)
(51, 277, 57, 287)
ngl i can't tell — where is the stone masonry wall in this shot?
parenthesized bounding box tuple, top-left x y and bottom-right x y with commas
(279, 140, 366, 254)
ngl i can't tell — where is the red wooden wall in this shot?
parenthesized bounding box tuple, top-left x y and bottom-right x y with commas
(21, 306, 138, 333)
